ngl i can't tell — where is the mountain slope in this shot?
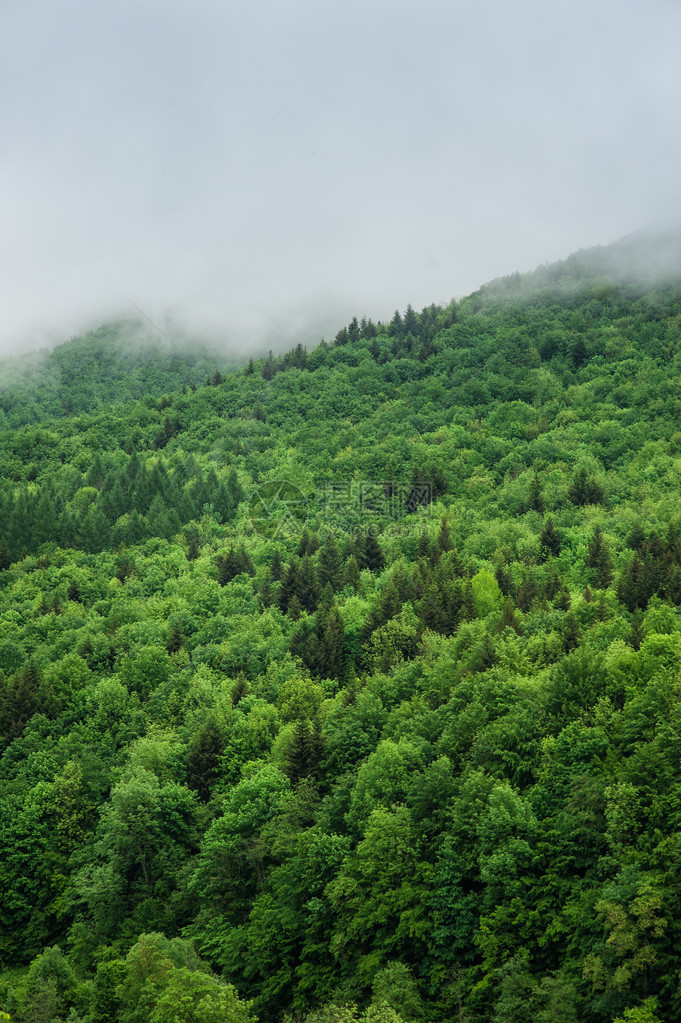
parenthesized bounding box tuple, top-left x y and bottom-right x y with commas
(0, 232, 681, 1023)
(0, 319, 237, 427)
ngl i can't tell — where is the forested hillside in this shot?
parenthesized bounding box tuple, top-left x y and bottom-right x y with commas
(1, 232, 681, 1023)
(0, 320, 239, 427)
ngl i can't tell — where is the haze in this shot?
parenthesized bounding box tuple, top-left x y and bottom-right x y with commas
(1, 0, 679, 356)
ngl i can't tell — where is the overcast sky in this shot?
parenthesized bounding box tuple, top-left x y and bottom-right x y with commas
(0, 0, 679, 355)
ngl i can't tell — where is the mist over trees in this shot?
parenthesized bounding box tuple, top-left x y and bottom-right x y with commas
(1, 232, 681, 1022)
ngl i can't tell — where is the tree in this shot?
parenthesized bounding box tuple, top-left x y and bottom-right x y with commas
(285, 718, 323, 784)
(586, 525, 614, 588)
(568, 466, 604, 506)
(539, 516, 561, 559)
(187, 717, 225, 801)
(528, 473, 545, 514)
(359, 529, 385, 573)
(318, 534, 344, 590)
(472, 569, 503, 617)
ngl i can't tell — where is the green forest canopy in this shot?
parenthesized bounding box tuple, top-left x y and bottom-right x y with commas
(1, 230, 681, 1023)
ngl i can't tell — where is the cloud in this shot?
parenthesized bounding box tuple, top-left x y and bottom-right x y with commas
(0, 0, 679, 354)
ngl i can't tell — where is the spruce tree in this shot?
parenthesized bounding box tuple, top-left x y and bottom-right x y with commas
(217, 547, 241, 586)
(285, 719, 322, 784)
(585, 525, 614, 588)
(539, 516, 561, 560)
(186, 717, 225, 801)
(185, 524, 200, 561)
(528, 473, 545, 514)
(166, 620, 184, 654)
(360, 528, 385, 572)
(343, 555, 361, 590)
(437, 516, 453, 554)
(318, 534, 343, 590)
(269, 548, 283, 581)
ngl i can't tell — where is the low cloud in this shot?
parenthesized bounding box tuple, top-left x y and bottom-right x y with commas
(1, 0, 679, 356)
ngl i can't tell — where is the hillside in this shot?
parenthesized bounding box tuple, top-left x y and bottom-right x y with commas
(0, 319, 237, 427)
(1, 231, 681, 1023)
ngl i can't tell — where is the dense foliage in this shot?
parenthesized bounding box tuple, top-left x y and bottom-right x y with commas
(0, 320, 240, 427)
(1, 232, 681, 1022)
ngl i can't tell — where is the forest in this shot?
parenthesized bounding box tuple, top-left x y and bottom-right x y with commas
(1, 230, 681, 1022)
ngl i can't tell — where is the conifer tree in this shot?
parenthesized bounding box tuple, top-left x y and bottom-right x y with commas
(318, 534, 343, 590)
(187, 717, 225, 801)
(359, 528, 385, 572)
(539, 516, 561, 560)
(0, 540, 10, 572)
(585, 525, 614, 588)
(269, 548, 283, 581)
(343, 555, 361, 590)
(297, 555, 321, 612)
(217, 547, 241, 586)
(285, 718, 322, 784)
(185, 524, 200, 561)
(166, 620, 185, 654)
(437, 517, 453, 554)
(417, 530, 432, 561)
(528, 473, 545, 514)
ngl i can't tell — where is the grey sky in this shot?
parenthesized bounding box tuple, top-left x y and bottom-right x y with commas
(1, 0, 679, 355)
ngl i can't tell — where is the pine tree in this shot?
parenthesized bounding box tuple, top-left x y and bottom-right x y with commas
(0, 539, 11, 571)
(343, 555, 361, 590)
(186, 717, 225, 801)
(8, 490, 30, 559)
(285, 718, 322, 784)
(347, 316, 360, 344)
(417, 530, 432, 561)
(495, 564, 514, 596)
(1, 659, 41, 740)
(568, 467, 604, 506)
(528, 473, 545, 514)
(539, 516, 561, 560)
(86, 453, 105, 489)
(269, 548, 283, 581)
(437, 516, 453, 554)
(318, 534, 343, 590)
(166, 620, 184, 654)
(278, 558, 300, 613)
(497, 598, 522, 634)
(185, 524, 200, 561)
(561, 611, 581, 652)
(297, 556, 321, 612)
(297, 529, 320, 557)
(403, 304, 419, 336)
(262, 351, 276, 380)
(319, 605, 346, 680)
(258, 578, 275, 608)
(389, 309, 404, 338)
(360, 528, 385, 572)
(585, 525, 614, 588)
(626, 521, 646, 551)
(516, 570, 538, 612)
(544, 564, 562, 601)
(217, 547, 241, 586)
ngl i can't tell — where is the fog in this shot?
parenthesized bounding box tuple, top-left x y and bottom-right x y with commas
(1, 0, 679, 356)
